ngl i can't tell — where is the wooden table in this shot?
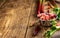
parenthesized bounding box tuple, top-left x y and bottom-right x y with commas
(0, 0, 60, 38)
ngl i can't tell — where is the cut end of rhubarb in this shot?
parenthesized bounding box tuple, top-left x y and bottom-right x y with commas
(38, 13, 57, 21)
(32, 26, 40, 36)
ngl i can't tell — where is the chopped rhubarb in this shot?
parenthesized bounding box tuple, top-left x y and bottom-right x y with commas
(37, 0, 44, 18)
(50, 13, 56, 19)
(45, 15, 50, 20)
(38, 0, 40, 14)
(33, 26, 40, 36)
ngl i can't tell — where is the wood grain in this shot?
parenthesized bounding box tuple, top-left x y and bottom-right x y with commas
(0, 0, 32, 38)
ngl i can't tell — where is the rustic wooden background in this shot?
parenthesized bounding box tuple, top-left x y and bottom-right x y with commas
(0, 0, 60, 38)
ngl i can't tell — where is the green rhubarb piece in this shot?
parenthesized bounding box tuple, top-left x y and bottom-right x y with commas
(40, 0, 45, 4)
(53, 8, 60, 20)
(53, 8, 60, 14)
(57, 12, 60, 19)
(40, 0, 42, 4)
(51, 20, 57, 25)
(45, 26, 57, 38)
(45, 20, 60, 38)
(45, 20, 58, 38)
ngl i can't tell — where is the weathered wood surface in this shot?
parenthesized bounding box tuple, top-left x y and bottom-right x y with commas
(0, 0, 60, 38)
(0, 0, 32, 38)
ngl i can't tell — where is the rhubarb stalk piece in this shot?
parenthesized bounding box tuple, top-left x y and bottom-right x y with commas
(48, 0, 57, 8)
(33, 26, 40, 36)
(38, 0, 44, 14)
(37, 0, 45, 17)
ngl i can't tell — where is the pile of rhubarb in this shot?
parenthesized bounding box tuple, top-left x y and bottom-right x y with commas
(37, 0, 57, 21)
(31, 0, 60, 38)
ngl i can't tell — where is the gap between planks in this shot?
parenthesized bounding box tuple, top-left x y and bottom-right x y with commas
(24, 0, 34, 38)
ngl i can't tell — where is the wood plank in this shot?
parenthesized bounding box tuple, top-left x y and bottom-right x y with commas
(26, 0, 43, 38)
(0, 0, 32, 38)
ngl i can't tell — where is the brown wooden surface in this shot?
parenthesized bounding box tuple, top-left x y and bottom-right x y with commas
(0, 0, 32, 38)
(0, 0, 60, 38)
